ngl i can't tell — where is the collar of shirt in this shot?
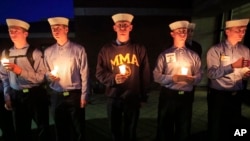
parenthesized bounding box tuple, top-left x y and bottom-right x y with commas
(13, 44, 29, 50)
(177, 47, 188, 56)
(10, 45, 29, 56)
(116, 39, 129, 46)
(172, 46, 186, 52)
(56, 41, 70, 50)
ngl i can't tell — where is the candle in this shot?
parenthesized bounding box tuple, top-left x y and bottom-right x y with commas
(181, 67, 188, 75)
(119, 65, 126, 75)
(1, 58, 9, 66)
(51, 66, 58, 76)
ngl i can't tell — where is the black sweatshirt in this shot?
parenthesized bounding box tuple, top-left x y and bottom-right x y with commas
(96, 40, 150, 103)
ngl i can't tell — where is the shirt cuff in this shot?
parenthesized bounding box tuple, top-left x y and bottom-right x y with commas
(224, 64, 233, 74)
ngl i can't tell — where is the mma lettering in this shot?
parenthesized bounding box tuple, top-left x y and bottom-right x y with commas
(110, 53, 139, 69)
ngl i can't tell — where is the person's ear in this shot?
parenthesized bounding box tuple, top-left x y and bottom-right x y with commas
(129, 25, 133, 31)
(170, 31, 174, 37)
(225, 29, 230, 35)
(113, 24, 117, 31)
(24, 31, 28, 37)
(65, 26, 69, 33)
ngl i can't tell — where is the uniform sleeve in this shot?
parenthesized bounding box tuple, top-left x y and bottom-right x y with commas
(95, 47, 116, 87)
(153, 54, 174, 85)
(80, 48, 89, 101)
(19, 49, 46, 83)
(207, 46, 233, 79)
(0, 59, 11, 101)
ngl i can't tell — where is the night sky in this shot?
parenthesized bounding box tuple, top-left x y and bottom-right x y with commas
(0, 0, 74, 24)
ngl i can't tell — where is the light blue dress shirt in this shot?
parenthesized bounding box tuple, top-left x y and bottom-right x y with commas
(153, 46, 202, 91)
(44, 41, 89, 100)
(207, 40, 250, 91)
(0, 45, 46, 101)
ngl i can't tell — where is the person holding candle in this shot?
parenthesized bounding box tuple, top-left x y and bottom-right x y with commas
(153, 20, 202, 141)
(206, 18, 250, 141)
(44, 17, 89, 141)
(0, 18, 50, 141)
(0, 26, 16, 141)
(95, 13, 150, 141)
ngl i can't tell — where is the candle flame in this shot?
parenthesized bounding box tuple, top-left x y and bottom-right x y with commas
(1, 58, 9, 66)
(119, 65, 126, 75)
(181, 67, 188, 75)
(51, 66, 58, 76)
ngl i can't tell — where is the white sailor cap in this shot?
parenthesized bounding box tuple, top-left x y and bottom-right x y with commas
(6, 19, 30, 30)
(225, 19, 249, 28)
(112, 13, 134, 23)
(188, 23, 196, 30)
(169, 20, 189, 30)
(48, 17, 69, 26)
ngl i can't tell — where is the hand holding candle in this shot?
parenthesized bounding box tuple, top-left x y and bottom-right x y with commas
(49, 66, 60, 81)
(173, 67, 193, 83)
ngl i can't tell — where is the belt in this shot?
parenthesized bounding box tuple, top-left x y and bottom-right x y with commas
(12, 86, 42, 94)
(169, 89, 187, 95)
(162, 87, 191, 95)
(53, 89, 81, 97)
